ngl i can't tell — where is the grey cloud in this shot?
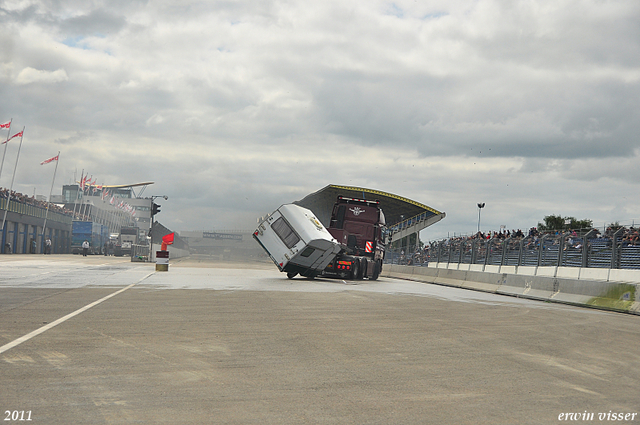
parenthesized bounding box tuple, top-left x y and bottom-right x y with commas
(53, 132, 94, 145)
(60, 9, 127, 38)
(2, 3, 128, 37)
(313, 70, 445, 144)
(3, 0, 640, 234)
(311, 66, 640, 159)
(0, 4, 42, 25)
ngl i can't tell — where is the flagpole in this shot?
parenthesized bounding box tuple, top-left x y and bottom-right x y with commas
(0, 119, 11, 249)
(41, 152, 60, 253)
(72, 169, 83, 220)
(0, 118, 12, 185)
(80, 175, 91, 220)
(80, 178, 86, 220)
(1, 127, 25, 232)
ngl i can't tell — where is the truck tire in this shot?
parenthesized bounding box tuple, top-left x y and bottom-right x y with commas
(370, 260, 381, 281)
(287, 272, 298, 279)
(360, 258, 367, 279)
(362, 258, 368, 279)
(351, 259, 360, 280)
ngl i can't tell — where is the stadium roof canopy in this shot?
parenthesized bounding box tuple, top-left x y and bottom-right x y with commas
(294, 185, 445, 236)
(102, 181, 154, 189)
(75, 181, 155, 198)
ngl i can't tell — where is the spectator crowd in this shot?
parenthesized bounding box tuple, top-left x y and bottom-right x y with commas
(429, 225, 640, 248)
(392, 224, 640, 266)
(0, 187, 76, 218)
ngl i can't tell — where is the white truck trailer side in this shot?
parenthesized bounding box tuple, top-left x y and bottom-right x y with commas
(253, 204, 342, 278)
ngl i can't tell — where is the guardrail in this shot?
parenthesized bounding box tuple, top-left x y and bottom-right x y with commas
(387, 211, 437, 234)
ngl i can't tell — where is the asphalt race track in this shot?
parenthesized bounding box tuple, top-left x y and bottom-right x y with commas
(1, 255, 639, 424)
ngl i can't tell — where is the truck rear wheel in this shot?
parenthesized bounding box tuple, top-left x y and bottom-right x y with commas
(360, 258, 367, 279)
(287, 272, 298, 279)
(370, 260, 381, 280)
(351, 260, 360, 280)
(361, 259, 368, 279)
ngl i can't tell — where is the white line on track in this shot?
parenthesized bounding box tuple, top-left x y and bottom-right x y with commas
(0, 271, 155, 355)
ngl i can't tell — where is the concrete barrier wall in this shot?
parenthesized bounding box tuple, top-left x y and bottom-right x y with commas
(382, 263, 640, 315)
(463, 270, 504, 293)
(434, 268, 466, 288)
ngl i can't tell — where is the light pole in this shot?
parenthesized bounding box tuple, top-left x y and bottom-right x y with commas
(477, 203, 485, 233)
(149, 195, 168, 261)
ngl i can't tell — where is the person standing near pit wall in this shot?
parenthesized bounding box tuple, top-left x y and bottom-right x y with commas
(82, 240, 89, 257)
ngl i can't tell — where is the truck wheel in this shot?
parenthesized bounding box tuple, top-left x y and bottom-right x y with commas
(287, 272, 298, 279)
(362, 259, 368, 279)
(370, 260, 381, 281)
(350, 260, 360, 280)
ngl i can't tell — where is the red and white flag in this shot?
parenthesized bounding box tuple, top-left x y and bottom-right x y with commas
(2, 130, 23, 144)
(0, 121, 10, 129)
(40, 154, 59, 165)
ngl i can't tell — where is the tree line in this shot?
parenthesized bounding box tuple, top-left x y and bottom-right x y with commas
(537, 215, 593, 231)
(536, 215, 627, 232)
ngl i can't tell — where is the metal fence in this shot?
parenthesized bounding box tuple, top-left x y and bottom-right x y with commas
(131, 244, 151, 262)
(385, 229, 640, 270)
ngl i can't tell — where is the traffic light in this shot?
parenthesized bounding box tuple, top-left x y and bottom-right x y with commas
(152, 202, 161, 216)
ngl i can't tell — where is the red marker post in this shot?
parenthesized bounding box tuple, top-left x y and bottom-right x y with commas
(156, 233, 174, 271)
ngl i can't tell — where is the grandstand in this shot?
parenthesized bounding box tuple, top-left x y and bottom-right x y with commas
(388, 227, 640, 270)
(0, 188, 72, 254)
(294, 184, 445, 250)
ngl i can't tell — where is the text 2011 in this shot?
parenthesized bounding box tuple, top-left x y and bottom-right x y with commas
(4, 411, 32, 421)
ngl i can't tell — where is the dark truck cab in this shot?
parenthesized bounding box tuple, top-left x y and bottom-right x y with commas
(323, 196, 386, 280)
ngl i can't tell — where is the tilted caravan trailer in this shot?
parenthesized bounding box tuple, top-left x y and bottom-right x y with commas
(253, 204, 342, 279)
(254, 198, 386, 280)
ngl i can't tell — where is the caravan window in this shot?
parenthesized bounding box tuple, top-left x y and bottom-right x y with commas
(272, 217, 300, 249)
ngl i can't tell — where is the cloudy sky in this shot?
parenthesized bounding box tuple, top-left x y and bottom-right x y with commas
(1, 0, 639, 240)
